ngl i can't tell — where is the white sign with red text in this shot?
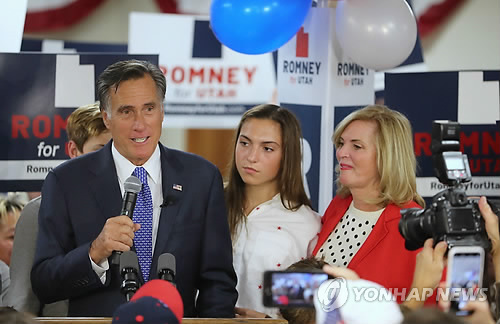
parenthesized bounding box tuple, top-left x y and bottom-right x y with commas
(129, 12, 276, 128)
(278, 8, 375, 213)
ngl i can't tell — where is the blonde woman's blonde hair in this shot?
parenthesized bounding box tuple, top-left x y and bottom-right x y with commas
(333, 105, 425, 208)
(0, 197, 23, 227)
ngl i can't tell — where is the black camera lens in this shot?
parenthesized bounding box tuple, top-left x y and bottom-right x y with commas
(399, 208, 434, 251)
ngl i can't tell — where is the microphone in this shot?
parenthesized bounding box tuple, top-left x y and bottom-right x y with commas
(121, 175, 142, 218)
(130, 279, 183, 323)
(120, 251, 141, 301)
(157, 253, 176, 286)
(111, 175, 142, 265)
(160, 195, 176, 208)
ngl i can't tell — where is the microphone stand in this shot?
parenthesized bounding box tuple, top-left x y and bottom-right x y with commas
(120, 251, 141, 301)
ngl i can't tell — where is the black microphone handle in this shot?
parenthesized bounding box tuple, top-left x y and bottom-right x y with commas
(111, 191, 138, 265)
(121, 191, 138, 218)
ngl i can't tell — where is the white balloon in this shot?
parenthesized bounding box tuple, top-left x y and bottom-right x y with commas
(335, 0, 417, 70)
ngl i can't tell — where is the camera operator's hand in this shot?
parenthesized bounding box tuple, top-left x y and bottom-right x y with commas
(479, 196, 500, 280)
(404, 238, 447, 310)
(437, 282, 494, 324)
(437, 281, 450, 311)
(462, 300, 495, 324)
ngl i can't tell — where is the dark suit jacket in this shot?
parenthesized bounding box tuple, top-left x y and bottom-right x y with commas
(31, 142, 237, 317)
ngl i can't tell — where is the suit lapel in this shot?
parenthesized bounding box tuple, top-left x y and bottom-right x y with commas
(87, 142, 122, 221)
(151, 145, 184, 277)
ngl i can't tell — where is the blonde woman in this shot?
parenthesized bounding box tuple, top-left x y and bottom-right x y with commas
(314, 105, 424, 302)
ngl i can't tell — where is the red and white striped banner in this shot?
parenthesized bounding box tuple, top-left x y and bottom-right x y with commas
(25, 0, 180, 32)
(413, 0, 466, 37)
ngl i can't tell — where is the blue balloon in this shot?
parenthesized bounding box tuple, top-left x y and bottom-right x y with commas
(210, 0, 312, 55)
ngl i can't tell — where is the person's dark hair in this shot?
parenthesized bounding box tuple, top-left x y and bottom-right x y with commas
(97, 59, 166, 115)
(224, 104, 312, 240)
(278, 258, 328, 324)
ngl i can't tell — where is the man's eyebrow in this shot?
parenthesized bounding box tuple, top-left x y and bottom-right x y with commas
(117, 105, 133, 112)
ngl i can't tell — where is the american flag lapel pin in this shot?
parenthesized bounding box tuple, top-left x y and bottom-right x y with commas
(172, 184, 183, 192)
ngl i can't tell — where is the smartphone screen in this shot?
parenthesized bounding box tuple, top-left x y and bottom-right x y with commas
(447, 248, 484, 316)
(263, 271, 329, 308)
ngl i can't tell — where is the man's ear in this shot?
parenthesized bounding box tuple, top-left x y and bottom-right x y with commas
(102, 110, 111, 129)
(67, 140, 82, 159)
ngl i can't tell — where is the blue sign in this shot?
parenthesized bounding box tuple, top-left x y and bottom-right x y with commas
(385, 71, 500, 199)
(0, 53, 158, 191)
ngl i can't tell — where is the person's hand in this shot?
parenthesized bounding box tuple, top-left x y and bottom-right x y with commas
(478, 196, 500, 280)
(404, 238, 447, 309)
(89, 215, 140, 264)
(235, 307, 268, 318)
(412, 238, 447, 291)
(437, 281, 493, 324)
(322, 264, 360, 280)
(479, 196, 499, 251)
(437, 281, 450, 312)
(462, 300, 495, 324)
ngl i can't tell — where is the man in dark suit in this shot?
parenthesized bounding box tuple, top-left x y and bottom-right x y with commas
(31, 60, 238, 317)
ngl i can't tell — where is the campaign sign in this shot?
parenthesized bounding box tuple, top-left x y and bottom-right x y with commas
(385, 71, 500, 199)
(0, 53, 157, 191)
(129, 13, 276, 128)
(283, 103, 322, 211)
(278, 8, 374, 213)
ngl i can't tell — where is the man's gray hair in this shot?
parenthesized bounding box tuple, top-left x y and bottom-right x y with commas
(97, 60, 166, 116)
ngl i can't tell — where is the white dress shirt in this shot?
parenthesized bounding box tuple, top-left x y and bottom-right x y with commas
(232, 194, 321, 316)
(91, 143, 163, 282)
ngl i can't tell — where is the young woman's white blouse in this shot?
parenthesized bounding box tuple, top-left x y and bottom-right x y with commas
(232, 194, 321, 316)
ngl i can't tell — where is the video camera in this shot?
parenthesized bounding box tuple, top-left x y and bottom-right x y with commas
(399, 121, 496, 251)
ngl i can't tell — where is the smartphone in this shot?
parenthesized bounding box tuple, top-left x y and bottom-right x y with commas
(446, 246, 485, 316)
(263, 270, 330, 308)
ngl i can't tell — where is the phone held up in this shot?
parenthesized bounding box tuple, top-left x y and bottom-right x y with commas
(263, 270, 330, 308)
(446, 246, 485, 316)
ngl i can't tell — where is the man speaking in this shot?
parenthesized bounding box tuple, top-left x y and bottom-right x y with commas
(31, 60, 238, 317)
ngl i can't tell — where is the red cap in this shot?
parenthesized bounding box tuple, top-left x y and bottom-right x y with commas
(131, 279, 183, 323)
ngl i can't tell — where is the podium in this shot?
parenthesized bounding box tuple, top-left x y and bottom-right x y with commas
(36, 318, 288, 324)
